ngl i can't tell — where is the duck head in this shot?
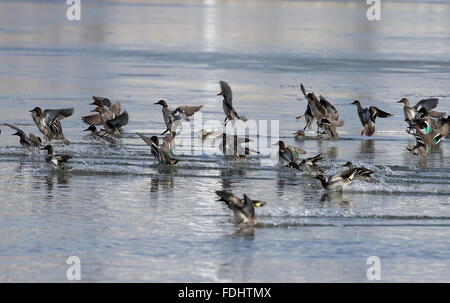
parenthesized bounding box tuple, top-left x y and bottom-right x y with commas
(12, 131, 22, 137)
(30, 107, 43, 116)
(397, 98, 410, 106)
(84, 126, 97, 132)
(292, 130, 305, 137)
(150, 136, 159, 146)
(154, 100, 168, 108)
(342, 161, 353, 168)
(40, 144, 53, 154)
(351, 100, 361, 106)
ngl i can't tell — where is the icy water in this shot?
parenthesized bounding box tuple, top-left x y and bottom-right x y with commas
(0, 0, 450, 282)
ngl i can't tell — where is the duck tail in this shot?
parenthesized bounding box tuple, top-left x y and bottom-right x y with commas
(362, 124, 375, 136)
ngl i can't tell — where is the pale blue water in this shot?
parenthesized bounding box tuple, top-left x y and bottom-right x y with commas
(0, 0, 449, 282)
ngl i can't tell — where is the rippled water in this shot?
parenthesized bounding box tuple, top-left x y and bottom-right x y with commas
(0, 0, 449, 282)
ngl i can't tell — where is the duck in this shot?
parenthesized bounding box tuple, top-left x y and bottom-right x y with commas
(30, 107, 74, 141)
(2, 123, 42, 148)
(297, 154, 324, 174)
(407, 116, 450, 157)
(219, 133, 259, 159)
(198, 129, 221, 141)
(397, 98, 444, 131)
(273, 140, 306, 168)
(40, 144, 72, 170)
(217, 81, 247, 125)
(300, 83, 343, 138)
(83, 126, 118, 144)
(342, 161, 375, 179)
(82, 106, 129, 136)
(216, 190, 264, 224)
(351, 100, 392, 136)
(137, 133, 179, 165)
(292, 130, 305, 141)
(314, 167, 361, 191)
(90, 96, 113, 109)
(154, 100, 202, 136)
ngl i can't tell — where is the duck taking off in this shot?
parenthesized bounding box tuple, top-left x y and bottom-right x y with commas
(216, 191, 264, 224)
(299, 83, 343, 138)
(219, 133, 259, 159)
(41, 145, 72, 170)
(137, 133, 179, 165)
(342, 161, 375, 180)
(314, 167, 361, 191)
(217, 81, 247, 125)
(83, 126, 118, 145)
(351, 100, 392, 136)
(30, 107, 74, 141)
(2, 123, 42, 148)
(273, 140, 306, 168)
(82, 105, 129, 136)
(397, 98, 444, 131)
(154, 100, 202, 136)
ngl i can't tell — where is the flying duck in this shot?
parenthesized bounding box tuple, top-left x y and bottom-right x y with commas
(2, 123, 42, 148)
(83, 126, 118, 144)
(82, 106, 129, 136)
(314, 167, 361, 191)
(217, 81, 247, 125)
(342, 161, 375, 180)
(30, 107, 74, 141)
(40, 144, 72, 170)
(216, 190, 264, 224)
(137, 133, 179, 165)
(154, 100, 202, 136)
(351, 100, 392, 136)
(397, 98, 444, 131)
(273, 140, 306, 168)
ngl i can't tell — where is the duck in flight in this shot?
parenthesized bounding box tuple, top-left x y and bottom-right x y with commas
(216, 190, 265, 224)
(2, 123, 42, 148)
(30, 107, 74, 141)
(351, 100, 392, 136)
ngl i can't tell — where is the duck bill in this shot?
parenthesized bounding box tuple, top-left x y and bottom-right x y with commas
(83, 128, 91, 131)
(396, 100, 403, 103)
(217, 92, 223, 96)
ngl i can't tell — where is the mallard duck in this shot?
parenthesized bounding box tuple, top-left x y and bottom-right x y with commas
(137, 133, 179, 165)
(351, 100, 391, 136)
(2, 123, 42, 148)
(216, 190, 264, 224)
(40, 145, 72, 170)
(217, 81, 247, 125)
(30, 107, 74, 141)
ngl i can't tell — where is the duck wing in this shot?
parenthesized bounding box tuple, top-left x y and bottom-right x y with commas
(178, 105, 203, 117)
(82, 113, 103, 126)
(107, 111, 129, 128)
(2, 123, 26, 137)
(219, 80, 233, 107)
(43, 108, 74, 124)
(109, 101, 121, 116)
(369, 106, 392, 122)
(414, 98, 439, 112)
(242, 194, 256, 220)
(137, 133, 162, 162)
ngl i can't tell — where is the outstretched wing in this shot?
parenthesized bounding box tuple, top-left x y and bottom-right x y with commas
(136, 133, 161, 162)
(107, 111, 129, 128)
(2, 123, 26, 136)
(178, 105, 203, 117)
(414, 98, 439, 111)
(219, 80, 233, 107)
(82, 114, 103, 126)
(109, 101, 121, 116)
(242, 194, 256, 220)
(369, 106, 392, 122)
(43, 108, 74, 126)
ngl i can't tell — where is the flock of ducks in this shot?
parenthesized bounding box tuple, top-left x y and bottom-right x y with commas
(0, 81, 449, 225)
